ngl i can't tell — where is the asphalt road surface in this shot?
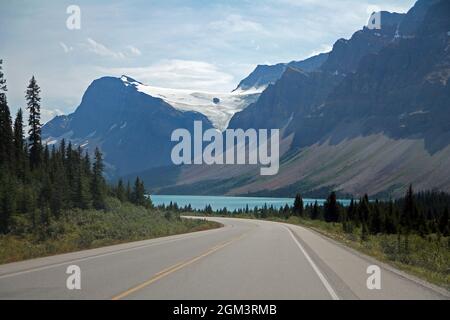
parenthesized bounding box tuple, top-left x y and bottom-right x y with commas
(0, 217, 448, 300)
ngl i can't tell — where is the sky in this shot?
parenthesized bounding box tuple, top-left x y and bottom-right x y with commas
(0, 0, 416, 123)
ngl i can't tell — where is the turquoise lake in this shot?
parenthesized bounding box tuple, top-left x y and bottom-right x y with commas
(151, 195, 352, 211)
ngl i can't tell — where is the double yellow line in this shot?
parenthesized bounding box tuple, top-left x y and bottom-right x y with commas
(111, 232, 247, 300)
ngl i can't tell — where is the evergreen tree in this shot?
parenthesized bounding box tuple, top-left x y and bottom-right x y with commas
(126, 181, 132, 202)
(0, 176, 15, 234)
(347, 199, 356, 220)
(401, 185, 416, 234)
(311, 201, 320, 220)
(116, 179, 126, 202)
(384, 201, 398, 234)
(358, 195, 371, 225)
(438, 207, 449, 236)
(26, 76, 42, 168)
(132, 177, 146, 206)
(13, 108, 26, 177)
(75, 168, 91, 210)
(361, 221, 369, 241)
(293, 193, 304, 217)
(324, 192, 339, 222)
(369, 202, 382, 234)
(0, 59, 13, 167)
(91, 147, 106, 209)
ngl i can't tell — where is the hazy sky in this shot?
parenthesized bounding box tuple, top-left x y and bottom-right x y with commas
(0, 0, 416, 123)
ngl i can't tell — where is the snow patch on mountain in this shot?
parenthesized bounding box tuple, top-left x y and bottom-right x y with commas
(120, 76, 261, 131)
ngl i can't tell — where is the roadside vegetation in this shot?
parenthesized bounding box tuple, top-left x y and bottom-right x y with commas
(0, 60, 220, 264)
(0, 198, 220, 264)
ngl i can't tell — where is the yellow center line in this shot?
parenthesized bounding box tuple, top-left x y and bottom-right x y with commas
(111, 232, 248, 300)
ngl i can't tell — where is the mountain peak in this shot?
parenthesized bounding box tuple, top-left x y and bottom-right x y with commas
(120, 75, 142, 86)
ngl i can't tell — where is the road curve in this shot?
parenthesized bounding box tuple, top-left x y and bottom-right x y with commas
(0, 217, 448, 300)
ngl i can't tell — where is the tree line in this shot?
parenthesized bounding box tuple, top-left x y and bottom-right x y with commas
(0, 60, 151, 235)
(170, 186, 449, 240)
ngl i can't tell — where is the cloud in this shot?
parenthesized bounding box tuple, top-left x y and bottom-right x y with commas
(84, 38, 143, 59)
(101, 59, 235, 91)
(41, 107, 64, 124)
(86, 38, 125, 59)
(209, 14, 267, 34)
(126, 45, 142, 56)
(59, 42, 73, 53)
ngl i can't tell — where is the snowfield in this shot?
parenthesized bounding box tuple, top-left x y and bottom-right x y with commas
(121, 76, 261, 131)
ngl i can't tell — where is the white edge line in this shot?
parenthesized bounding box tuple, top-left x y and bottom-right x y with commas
(285, 226, 340, 300)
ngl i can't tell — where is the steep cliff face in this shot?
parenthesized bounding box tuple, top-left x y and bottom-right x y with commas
(320, 11, 405, 75)
(290, 0, 450, 152)
(229, 67, 343, 132)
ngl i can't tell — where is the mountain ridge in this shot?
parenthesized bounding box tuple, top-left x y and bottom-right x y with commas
(43, 0, 450, 198)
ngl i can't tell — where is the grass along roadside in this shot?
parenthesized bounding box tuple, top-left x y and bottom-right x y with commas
(269, 216, 450, 290)
(0, 198, 221, 265)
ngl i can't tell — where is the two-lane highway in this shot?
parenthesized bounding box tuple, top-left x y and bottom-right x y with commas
(0, 217, 448, 300)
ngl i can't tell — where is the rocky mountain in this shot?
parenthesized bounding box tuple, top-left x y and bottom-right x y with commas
(141, 0, 450, 198)
(43, 76, 215, 176)
(44, 0, 450, 198)
(228, 67, 344, 131)
(289, 0, 450, 151)
(233, 53, 329, 92)
(320, 11, 404, 74)
(43, 75, 261, 176)
(228, 10, 409, 133)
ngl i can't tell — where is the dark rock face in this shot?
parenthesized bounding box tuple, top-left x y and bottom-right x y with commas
(43, 76, 213, 176)
(229, 68, 344, 133)
(291, 0, 450, 152)
(229, 12, 408, 135)
(320, 12, 404, 75)
(233, 53, 329, 91)
(230, 0, 450, 153)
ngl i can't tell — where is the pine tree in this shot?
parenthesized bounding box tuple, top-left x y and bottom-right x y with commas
(91, 147, 106, 209)
(13, 108, 26, 177)
(324, 192, 339, 222)
(26, 76, 42, 168)
(361, 221, 369, 241)
(293, 193, 304, 217)
(0, 59, 13, 167)
(126, 181, 132, 202)
(369, 202, 382, 234)
(385, 200, 398, 234)
(116, 179, 126, 202)
(75, 168, 91, 210)
(347, 199, 355, 220)
(311, 201, 320, 220)
(132, 177, 146, 206)
(0, 176, 15, 234)
(438, 207, 449, 236)
(401, 184, 415, 234)
(358, 195, 371, 225)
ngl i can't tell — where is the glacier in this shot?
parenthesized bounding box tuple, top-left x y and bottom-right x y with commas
(120, 76, 261, 131)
